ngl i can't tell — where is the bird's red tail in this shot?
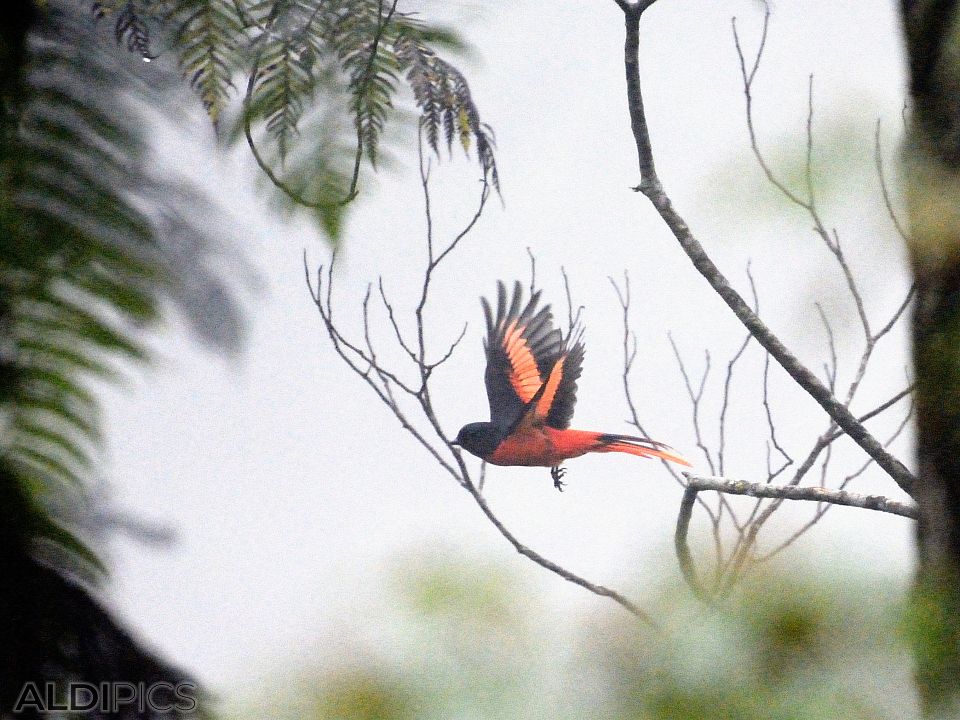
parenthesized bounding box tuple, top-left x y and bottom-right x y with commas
(594, 433, 692, 467)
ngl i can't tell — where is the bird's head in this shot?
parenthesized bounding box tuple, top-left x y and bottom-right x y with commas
(451, 422, 502, 459)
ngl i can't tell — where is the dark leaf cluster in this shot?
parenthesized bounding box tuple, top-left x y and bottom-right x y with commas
(91, 0, 499, 238)
(2, 1, 249, 713)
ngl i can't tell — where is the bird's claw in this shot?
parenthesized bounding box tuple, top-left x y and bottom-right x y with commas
(551, 466, 567, 492)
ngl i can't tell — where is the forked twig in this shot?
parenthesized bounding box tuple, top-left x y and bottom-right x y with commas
(307, 131, 659, 627)
(612, 0, 916, 598)
(613, 0, 915, 495)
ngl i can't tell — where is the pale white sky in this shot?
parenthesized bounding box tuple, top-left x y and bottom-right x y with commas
(99, 0, 915, 694)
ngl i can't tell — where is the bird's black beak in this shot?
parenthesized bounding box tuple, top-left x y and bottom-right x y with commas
(450, 440, 461, 447)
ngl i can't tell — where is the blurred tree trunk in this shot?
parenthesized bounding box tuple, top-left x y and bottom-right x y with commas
(902, 0, 960, 714)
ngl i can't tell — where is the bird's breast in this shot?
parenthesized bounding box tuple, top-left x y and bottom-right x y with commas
(486, 426, 559, 467)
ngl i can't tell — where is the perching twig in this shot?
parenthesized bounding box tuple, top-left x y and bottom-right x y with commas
(308, 127, 659, 626)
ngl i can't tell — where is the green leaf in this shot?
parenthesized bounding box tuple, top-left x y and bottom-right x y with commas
(172, 0, 246, 126)
(13, 418, 94, 470)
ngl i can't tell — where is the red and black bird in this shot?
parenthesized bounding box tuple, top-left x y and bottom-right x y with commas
(452, 281, 691, 490)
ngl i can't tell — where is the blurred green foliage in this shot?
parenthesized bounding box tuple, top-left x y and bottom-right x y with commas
(3, 1, 496, 713)
(238, 556, 916, 720)
(601, 572, 911, 719)
(1, 3, 241, 712)
(0, 0, 246, 580)
(700, 106, 901, 244)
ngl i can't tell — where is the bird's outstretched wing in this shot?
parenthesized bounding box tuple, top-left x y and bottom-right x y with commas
(533, 322, 585, 430)
(483, 281, 563, 428)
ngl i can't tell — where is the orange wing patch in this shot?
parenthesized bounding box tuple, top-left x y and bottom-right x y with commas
(534, 355, 566, 421)
(502, 320, 543, 403)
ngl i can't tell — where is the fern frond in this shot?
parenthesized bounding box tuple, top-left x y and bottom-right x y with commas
(0, 4, 241, 707)
(248, 2, 321, 162)
(90, 1, 160, 60)
(171, 0, 246, 125)
(115, 3, 155, 58)
(328, 1, 400, 169)
(268, 104, 356, 237)
(92, 0, 498, 239)
(347, 38, 399, 168)
(393, 31, 498, 190)
(0, 1, 242, 581)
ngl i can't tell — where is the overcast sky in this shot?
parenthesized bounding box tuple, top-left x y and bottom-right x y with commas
(98, 0, 915, 695)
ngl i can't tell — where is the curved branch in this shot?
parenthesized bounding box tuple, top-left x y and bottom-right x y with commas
(244, 52, 344, 210)
(683, 473, 918, 519)
(614, 2, 916, 496)
(306, 157, 658, 627)
(464, 480, 659, 626)
(676, 471, 917, 600)
(675, 486, 710, 601)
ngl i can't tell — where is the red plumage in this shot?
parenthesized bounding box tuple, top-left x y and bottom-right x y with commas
(453, 281, 690, 488)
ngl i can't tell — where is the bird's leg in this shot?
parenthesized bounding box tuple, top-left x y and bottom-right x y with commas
(550, 465, 567, 492)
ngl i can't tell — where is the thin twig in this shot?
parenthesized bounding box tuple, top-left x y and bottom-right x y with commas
(874, 119, 911, 243)
(815, 303, 838, 392)
(718, 330, 752, 476)
(732, 7, 808, 208)
(762, 351, 793, 479)
(613, 0, 916, 494)
(669, 336, 716, 474)
(611, 274, 692, 493)
(824, 385, 914, 443)
(464, 480, 660, 626)
(561, 267, 583, 333)
(306, 134, 660, 626)
(527, 247, 537, 294)
(758, 397, 917, 562)
(875, 284, 916, 341)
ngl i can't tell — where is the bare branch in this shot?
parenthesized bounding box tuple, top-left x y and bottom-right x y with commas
(675, 486, 712, 602)
(378, 278, 420, 364)
(669, 335, 716, 474)
(830, 230, 873, 344)
(683, 474, 917, 519)
(874, 283, 915, 341)
(804, 74, 816, 206)
(874, 119, 911, 243)
(718, 329, 752, 476)
(762, 351, 793, 479)
(526, 246, 537, 293)
(615, 2, 916, 494)
(759, 397, 917, 562)
(732, 7, 808, 208)
(463, 480, 660, 626)
(620, 2, 661, 194)
(307, 139, 661, 627)
(611, 273, 689, 487)
(561, 267, 583, 333)
(425, 322, 469, 370)
(824, 385, 914, 444)
(815, 303, 838, 392)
